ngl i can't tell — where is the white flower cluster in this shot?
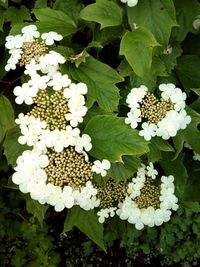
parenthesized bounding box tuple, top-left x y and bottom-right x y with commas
(120, 0, 138, 7)
(5, 25, 63, 71)
(116, 163, 178, 230)
(6, 25, 112, 212)
(13, 149, 100, 212)
(97, 207, 117, 223)
(184, 143, 200, 161)
(125, 84, 191, 141)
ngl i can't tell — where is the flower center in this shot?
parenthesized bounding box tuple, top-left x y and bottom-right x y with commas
(19, 40, 47, 66)
(134, 179, 160, 209)
(45, 146, 93, 188)
(140, 92, 172, 124)
(28, 90, 69, 130)
(96, 179, 127, 209)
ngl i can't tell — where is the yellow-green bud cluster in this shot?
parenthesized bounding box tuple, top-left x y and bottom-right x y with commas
(134, 179, 160, 209)
(45, 146, 93, 188)
(19, 40, 47, 66)
(96, 179, 127, 209)
(140, 92, 172, 124)
(28, 90, 69, 130)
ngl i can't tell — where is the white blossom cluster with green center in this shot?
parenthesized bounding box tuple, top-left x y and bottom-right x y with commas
(125, 84, 191, 141)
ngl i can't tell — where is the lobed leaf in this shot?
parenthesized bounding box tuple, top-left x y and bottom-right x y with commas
(63, 56, 123, 112)
(33, 7, 77, 36)
(120, 28, 159, 78)
(127, 0, 177, 46)
(0, 95, 15, 143)
(84, 115, 149, 162)
(3, 125, 29, 166)
(79, 0, 122, 29)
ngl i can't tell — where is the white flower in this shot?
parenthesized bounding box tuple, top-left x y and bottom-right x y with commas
(120, 0, 138, 7)
(18, 116, 47, 146)
(41, 31, 63, 46)
(74, 181, 99, 210)
(5, 34, 24, 50)
(74, 134, 92, 153)
(21, 25, 40, 42)
(66, 106, 88, 127)
(28, 73, 50, 90)
(159, 83, 176, 101)
(38, 51, 66, 75)
(146, 162, 158, 179)
(51, 129, 71, 152)
(126, 85, 148, 109)
(48, 72, 71, 91)
(139, 122, 157, 141)
(24, 59, 40, 77)
(163, 45, 173, 55)
(125, 108, 141, 129)
(92, 159, 111, 177)
(193, 151, 200, 161)
(193, 18, 200, 31)
(5, 49, 22, 71)
(97, 208, 110, 223)
(64, 82, 88, 99)
(13, 83, 38, 105)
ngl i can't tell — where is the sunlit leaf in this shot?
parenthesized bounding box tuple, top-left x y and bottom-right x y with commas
(84, 115, 149, 162)
(79, 0, 122, 29)
(120, 28, 159, 78)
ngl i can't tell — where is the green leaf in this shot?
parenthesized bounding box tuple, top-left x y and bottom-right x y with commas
(0, 95, 15, 143)
(162, 43, 182, 74)
(182, 201, 200, 212)
(33, 7, 77, 36)
(127, 0, 177, 46)
(107, 155, 141, 182)
(79, 0, 122, 29)
(63, 56, 123, 112)
(94, 25, 124, 46)
(84, 115, 149, 162)
(34, 0, 47, 8)
(175, 55, 200, 92)
(171, 0, 200, 42)
(5, 6, 31, 26)
(26, 197, 48, 226)
(173, 107, 200, 157)
(130, 57, 167, 89)
(3, 125, 29, 166)
(183, 162, 200, 202)
(64, 206, 105, 250)
(0, 10, 5, 31)
(120, 28, 159, 78)
(53, 0, 82, 23)
(159, 152, 188, 198)
(147, 137, 174, 163)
